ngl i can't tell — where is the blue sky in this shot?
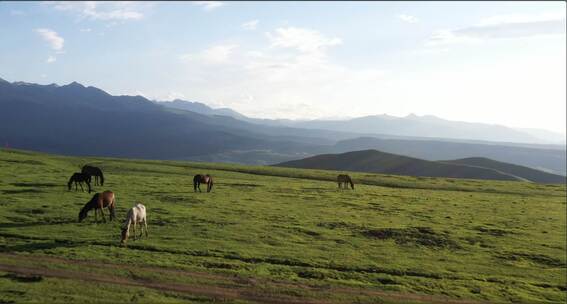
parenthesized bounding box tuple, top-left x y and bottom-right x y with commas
(0, 1, 565, 133)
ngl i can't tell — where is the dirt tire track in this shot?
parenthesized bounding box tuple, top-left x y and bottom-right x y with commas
(0, 253, 486, 304)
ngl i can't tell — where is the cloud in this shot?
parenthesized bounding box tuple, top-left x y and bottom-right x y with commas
(427, 12, 566, 46)
(181, 44, 238, 65)
(48, 1, 146, 21)
(192, 1, 224, 11)
(35, 28, 64, 52)
(266, 27, 342, 54)
(398, 14, 419, 23)
(46, 56, 56, 63)
(79, 28, 92, 32)
(177, 27, 387, 119)
(241, 19, 259, 30)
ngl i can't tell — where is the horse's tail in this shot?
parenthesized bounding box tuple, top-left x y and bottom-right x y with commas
(349, 177, 354, 190)
(193, 175, 198, 192)
(209, 179, 213, 192)
(99, 170, 104, 186)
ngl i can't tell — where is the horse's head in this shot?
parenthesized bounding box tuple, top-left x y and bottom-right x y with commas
(120, 228, 129, 245)
(78, 207, 88, 222)
(67, 180, 72, 191)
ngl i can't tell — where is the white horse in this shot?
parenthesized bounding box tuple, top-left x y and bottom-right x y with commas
(120, 203, 148, 245)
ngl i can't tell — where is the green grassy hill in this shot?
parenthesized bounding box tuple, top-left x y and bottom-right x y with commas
(0, 148, 565, 303)
(442, 157, 566, 184)
(276, 149, 530, 182)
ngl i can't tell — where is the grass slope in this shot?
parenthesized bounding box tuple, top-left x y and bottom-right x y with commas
(0, 148, 565, 303)
(276, 149, 525, 182)
(442, 157, 566, 184)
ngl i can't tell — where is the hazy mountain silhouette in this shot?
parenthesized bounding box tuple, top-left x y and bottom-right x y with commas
(332, 137, 566, 176)
(1, 78, 564, 173)
(0, 80, 326, 159)
(159, 99, 248, 120)
(160, 100, 565, 145)
(275, 150, 565, 183)
(442, 157, 565, 184)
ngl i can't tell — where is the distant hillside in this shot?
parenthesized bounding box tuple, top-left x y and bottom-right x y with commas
(442, 157, 565, 184)
(332, 137, 566, 176)
(276, 150, 566, 183)
(275, 150, 526, 182)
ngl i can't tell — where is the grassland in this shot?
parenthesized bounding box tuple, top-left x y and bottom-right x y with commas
(0, 148, 565, 303)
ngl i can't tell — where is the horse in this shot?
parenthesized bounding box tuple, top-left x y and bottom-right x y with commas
(193, 174, 213, 192)
(120, 203, 148, 245)
(68, 172, 92, 193)
(82, 165, 104, 186)
(78, 191, 116, 223)
(337, 174, 354, 190)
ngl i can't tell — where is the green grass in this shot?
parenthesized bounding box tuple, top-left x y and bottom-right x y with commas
(0, 148, 565, 303)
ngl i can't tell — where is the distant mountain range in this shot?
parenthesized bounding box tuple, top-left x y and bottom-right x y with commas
(275, 150, 566, 184)
(158, 99, 566, 145)
(0, 77, 565, 177)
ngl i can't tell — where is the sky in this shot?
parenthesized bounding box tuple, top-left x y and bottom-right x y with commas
(0, 1, 565, 133)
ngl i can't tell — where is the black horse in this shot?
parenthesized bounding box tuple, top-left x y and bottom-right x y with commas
(193, 174, 213, 192)
(82, 165, 104, 186)
(68, 172, 92, 193)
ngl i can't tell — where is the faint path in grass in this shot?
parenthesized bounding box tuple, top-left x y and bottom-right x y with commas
(0, 253, 487, 304)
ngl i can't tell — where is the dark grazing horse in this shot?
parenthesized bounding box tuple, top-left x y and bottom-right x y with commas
(82, 165, 104, 186)
(68, 172, 92, 193)
(193, 174, 213, 192)
(78, 191, 116, 223)
(337, 174, 354, 190)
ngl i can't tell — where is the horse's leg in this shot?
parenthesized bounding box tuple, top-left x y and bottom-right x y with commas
(133, 222, 137, 240)
(94, 209, 98, 223)
(198, 182, 201, 193)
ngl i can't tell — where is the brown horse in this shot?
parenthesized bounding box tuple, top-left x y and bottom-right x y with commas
(78, 191, 116, 223)
(68, 172, 92, 193)
(337, 174, 354, 190)
(193, 174, 213, 192)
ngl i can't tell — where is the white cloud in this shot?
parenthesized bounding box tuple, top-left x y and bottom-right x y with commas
(241, 19, 259, 30)
(35, 28, 64, 52)
(177, 27, 388, 119)
(398, 14, 419, 23)
(266, 27, 342, 54)
(48, 1, 146, 21)
(427, 12, 566, 46)
(192, 1, 224, 11)
(477, 12, 566, 26)
(181, 44, 238, 65)
(46, 56, 56, 63)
